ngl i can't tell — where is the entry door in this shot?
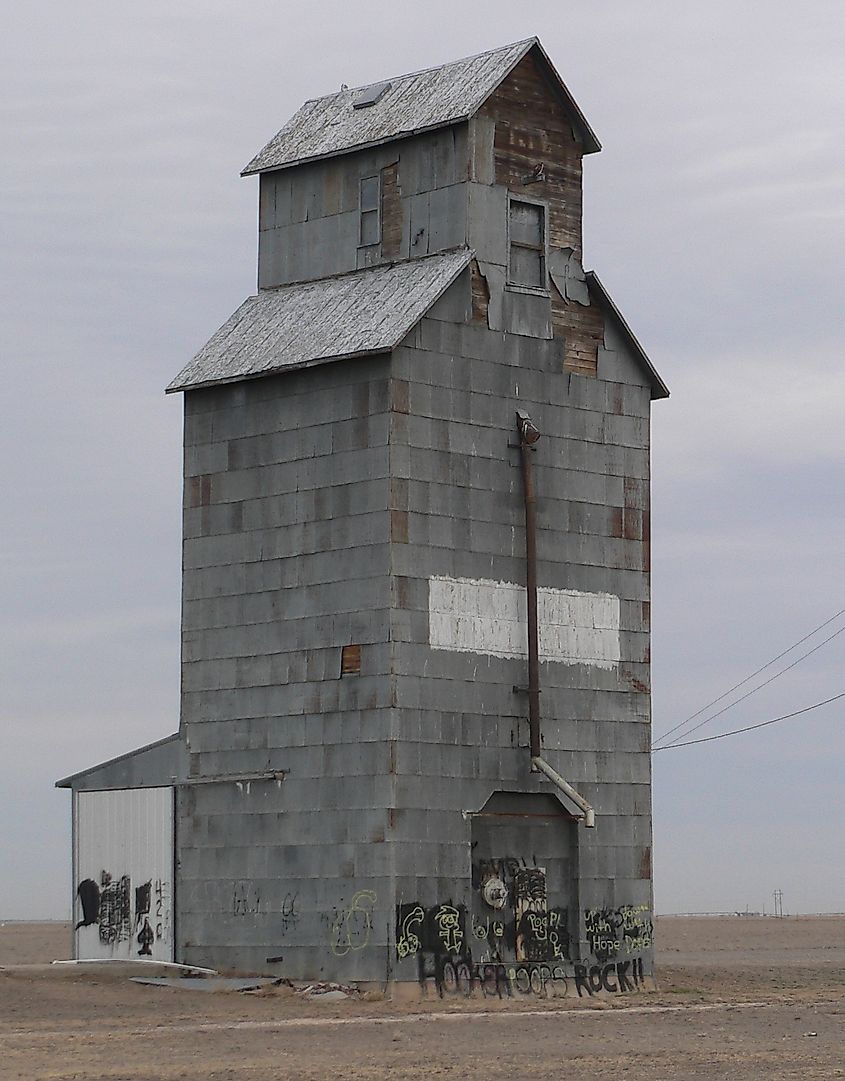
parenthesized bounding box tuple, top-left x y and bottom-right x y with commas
(470, 792, 575, 965)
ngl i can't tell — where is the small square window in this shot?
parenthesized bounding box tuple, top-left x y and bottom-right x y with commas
(359, 176, 380, 247)
(508, 198, 547, 290)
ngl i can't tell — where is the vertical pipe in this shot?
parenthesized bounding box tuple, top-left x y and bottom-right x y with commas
(517, 413, 541, 759)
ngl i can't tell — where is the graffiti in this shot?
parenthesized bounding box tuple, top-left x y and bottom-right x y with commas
(420, 957, 570, 999)
(233, 881, 261, 917)
(584, 905, 653, 962)
(280, 892, 299, 934)
(137, 917, 154, 957)
(397, 905, 425, 959)
(75, 873, 170, 953)
(135, 881, 152, 924)
(75, 879, 100, 929)
(98, 873, 131, 946)
(574, 957, 646, 996)
(433, 905, 464, 954)
(329, 890, 376, 956)
(513, 866, 548, 962)
(154, 879, 170, 942)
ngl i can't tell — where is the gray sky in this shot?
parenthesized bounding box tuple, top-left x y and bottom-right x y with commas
(2, 1, 843, 919)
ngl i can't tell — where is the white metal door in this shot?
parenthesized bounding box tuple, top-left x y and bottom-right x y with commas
(73, 787, 174, 961)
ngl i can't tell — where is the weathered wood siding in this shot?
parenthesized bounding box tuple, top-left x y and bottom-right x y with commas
(479, 52, 584, 257)
(472, 51, 603, 377)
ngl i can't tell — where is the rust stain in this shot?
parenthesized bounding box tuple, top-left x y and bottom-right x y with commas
(390, 378, 410, 415)
(391, 508, 409, 544)
(639, 846, 652, 881)
(340, 644, 361, 676)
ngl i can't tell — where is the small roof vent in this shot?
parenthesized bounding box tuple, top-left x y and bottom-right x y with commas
(352, 81, 391, 109)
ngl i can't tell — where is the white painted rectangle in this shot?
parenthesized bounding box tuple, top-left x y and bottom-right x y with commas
(73, 787, 174, 961)
(429, 576, 620, 669)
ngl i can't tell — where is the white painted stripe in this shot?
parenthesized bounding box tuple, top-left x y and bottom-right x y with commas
(429, 576, 621, 669)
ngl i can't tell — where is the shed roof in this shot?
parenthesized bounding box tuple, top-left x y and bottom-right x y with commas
(167, 249, 473, 393)
(242, 38, 600, 176)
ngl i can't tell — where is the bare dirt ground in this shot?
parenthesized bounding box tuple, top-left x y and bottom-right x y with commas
(1, 916, 843, 1080)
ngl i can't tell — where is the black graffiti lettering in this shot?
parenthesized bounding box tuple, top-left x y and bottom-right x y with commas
(98, 873, 131, 946)
(75, 879, 100, 929)
(601, 964, 618, 993)
(135, 881, 152, 924)
(574, 963, 591, 996)
(137, 917, 154, 957)
(616, 960, 634, 991)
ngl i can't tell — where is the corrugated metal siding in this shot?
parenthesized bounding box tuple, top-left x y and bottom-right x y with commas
(73, 788, 174, 962)
(167, 249, 473, 393)
(241, 40, 534, 175)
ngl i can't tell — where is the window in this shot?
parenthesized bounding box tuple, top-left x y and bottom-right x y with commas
(508, 197, 547, 290)
(359, 175, 380, 246)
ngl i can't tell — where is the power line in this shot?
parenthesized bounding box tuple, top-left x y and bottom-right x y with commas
(652, 692, 845, 751)
(653, 623, 845, 749)
(652, 607, 845, 747)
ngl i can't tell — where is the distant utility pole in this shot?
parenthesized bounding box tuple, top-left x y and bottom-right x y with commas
(773, 889, 784, 918)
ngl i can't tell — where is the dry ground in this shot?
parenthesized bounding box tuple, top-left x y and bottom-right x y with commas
(1, 916, 843, 1080)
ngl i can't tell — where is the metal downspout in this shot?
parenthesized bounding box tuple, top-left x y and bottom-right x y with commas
(516, 410, 596, 829)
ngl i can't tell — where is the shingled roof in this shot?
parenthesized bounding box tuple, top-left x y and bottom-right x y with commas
(242, 38, 600, 176)
(167, 249, 473, 393)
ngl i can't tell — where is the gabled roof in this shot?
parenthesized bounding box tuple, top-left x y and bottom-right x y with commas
(586, 271, 670, 400)
(242, 37, 600, 176)
(167, 249, 473, 393)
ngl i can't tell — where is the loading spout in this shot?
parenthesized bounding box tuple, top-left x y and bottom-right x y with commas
(531, 756, 596, 828)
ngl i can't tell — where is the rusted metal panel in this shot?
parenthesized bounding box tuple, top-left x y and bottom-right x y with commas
(340, 643, 361, 675)
(167, 249, 473, 393)
(73, 787, 174, 962)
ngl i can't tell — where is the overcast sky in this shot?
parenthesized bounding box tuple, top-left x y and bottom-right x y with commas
(2, 1, 843, 920)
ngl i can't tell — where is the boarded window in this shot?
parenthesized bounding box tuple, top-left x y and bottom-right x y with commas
(340, 644, 361, 676)
(359, 176, 380, 246)
(509, 198, 546, 290)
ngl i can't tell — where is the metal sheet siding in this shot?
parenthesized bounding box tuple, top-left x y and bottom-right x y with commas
(167, 249, 472, 393)
(73, 787, 174, 962)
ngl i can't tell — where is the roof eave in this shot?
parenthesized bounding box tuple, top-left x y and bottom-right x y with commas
(166, 346, 393, 394)
(240, 117, 474, 177)
(55, 732, 181, 789)
(585, 271, 669, 399)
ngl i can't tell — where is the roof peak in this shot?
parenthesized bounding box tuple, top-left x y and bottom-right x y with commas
(242, 37, 598, 177)
(301, 38, 538, 106)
